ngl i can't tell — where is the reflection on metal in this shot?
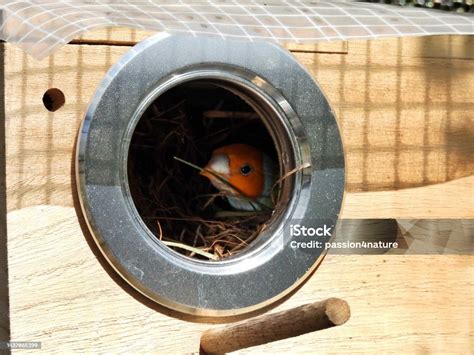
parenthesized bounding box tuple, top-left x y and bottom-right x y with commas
(76, 34, 344, 316)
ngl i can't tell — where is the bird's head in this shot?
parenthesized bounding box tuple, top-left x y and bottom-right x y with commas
(200, 143, 265, 198)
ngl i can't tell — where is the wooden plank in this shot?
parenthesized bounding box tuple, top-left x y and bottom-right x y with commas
(4, 37, 473, 215)
(75, 28, 473, 59)
(6, 206, 473, 353)
(73, 26, 348, 54)
(3, 35, 473, 353)
(296, 37, 474, 193)
(343, 175, 474, 219)
(0, 43, 10, 346)
(348, 35, 474, 60)
(73, 27, 153, 47)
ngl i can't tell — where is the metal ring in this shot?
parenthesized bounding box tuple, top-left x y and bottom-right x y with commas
(76, 33, 345, 316)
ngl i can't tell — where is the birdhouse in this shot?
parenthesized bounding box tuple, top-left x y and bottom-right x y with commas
(1, 26, 472, 352)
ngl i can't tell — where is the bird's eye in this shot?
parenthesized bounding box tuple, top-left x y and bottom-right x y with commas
(240, 164, 252, 176)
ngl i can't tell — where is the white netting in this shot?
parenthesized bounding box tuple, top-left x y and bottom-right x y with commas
(0, 0, 472, 59)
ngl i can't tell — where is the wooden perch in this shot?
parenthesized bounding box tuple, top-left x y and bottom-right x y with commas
(200, 298, 350, 354)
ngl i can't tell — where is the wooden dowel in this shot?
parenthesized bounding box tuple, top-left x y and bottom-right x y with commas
(200, 298, 350, 354)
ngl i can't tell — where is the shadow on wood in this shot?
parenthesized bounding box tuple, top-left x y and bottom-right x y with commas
(0, 43, 12, 351)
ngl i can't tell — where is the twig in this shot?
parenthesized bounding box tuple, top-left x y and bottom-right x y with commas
(157, 221, 163, 240)
(203, 110, 259, 119)
(162, 241, 219, 260)
(214, 210, 267, 218)
(271, 162, 311, 203)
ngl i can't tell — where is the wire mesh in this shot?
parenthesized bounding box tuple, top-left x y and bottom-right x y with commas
(0, 0, 472, 59)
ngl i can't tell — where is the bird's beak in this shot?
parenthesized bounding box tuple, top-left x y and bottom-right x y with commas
(200, 168, 213, 180)
(201, 154, 229, 184)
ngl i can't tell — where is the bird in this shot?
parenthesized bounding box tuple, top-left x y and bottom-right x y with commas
(200, 143, 278, 211)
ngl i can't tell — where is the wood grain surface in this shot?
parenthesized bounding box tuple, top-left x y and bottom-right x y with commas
(4, 36, 473, 216)
(2, 34, 473, 353)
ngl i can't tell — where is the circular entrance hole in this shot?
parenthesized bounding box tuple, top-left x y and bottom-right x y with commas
(42, 88, 65, 112)
(127, 79, 293, 260)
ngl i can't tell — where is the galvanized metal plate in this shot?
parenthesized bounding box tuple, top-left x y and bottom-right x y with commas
(76, 34, 345, 317)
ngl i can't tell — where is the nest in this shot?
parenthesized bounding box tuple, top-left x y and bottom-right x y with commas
(127, 82, 279, 260)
